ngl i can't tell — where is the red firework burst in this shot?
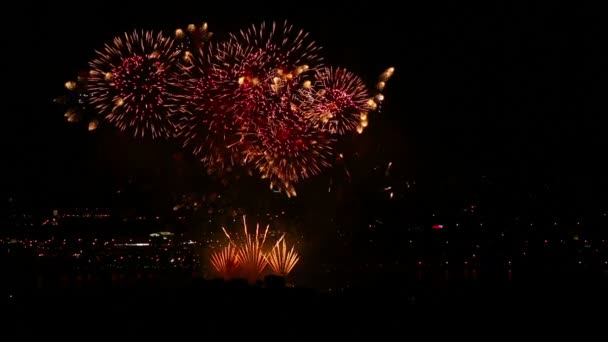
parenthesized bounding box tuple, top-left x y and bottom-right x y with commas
(177, 41, 264, 171)
(306, 67, 371, 135)
(245, 118, 335, 197)
(178, 72, 246, 172)
(233, 20, 323, 72)
(178, 23, 322, 181)
(74, 20, 394, 197)
(208, 41, 277, 129)
(88, 30, 181, 139)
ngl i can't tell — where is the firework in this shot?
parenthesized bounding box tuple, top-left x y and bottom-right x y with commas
(87, 30, 181, 139)
(62, 19, 395, 197)
(196, 21, 326, 191)
(266, 236, 300, 277)
(232, 20, 323, 72)
(177, 75, 245, 173)
(210, 244, 240, 279)
(245, 118, 335, 197)
(305, 67, 371, 135)
(210, 216, 300, 283)
(211, 41, 283, 127)
(201, 36, 314, 130)
(177, 41, 263, 171)
(178, 22, 325, 189)
(219, 217, 270, 282)
(235, 220, 270, 283)
(221, 21, 322, 129)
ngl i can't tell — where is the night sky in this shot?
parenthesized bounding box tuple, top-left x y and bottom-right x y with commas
(2, 2, 606, 213)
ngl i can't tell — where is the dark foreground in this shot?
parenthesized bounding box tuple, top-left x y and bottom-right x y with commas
(2, 271, 608, 338)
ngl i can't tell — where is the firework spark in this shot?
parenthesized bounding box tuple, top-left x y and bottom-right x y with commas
(88, 30, 181, 139)
(355, 66, 395, 134)
(54, 72, 97, 130)
(175, 21, 213, 64)
(177, 22, 329, 193)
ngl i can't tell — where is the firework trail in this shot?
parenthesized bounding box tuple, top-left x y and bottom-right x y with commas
(355, 66, 395, 134)
(88, 30, 181, 139)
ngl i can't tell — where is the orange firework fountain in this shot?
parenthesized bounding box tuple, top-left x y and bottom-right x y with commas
(234, 218, 270, 283)
(209, 244, 240, 279)
(209, 216, 300, 284)
(266, 236, 300, 277)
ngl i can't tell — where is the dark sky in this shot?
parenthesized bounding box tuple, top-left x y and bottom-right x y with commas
(2, 2, 606, 210)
